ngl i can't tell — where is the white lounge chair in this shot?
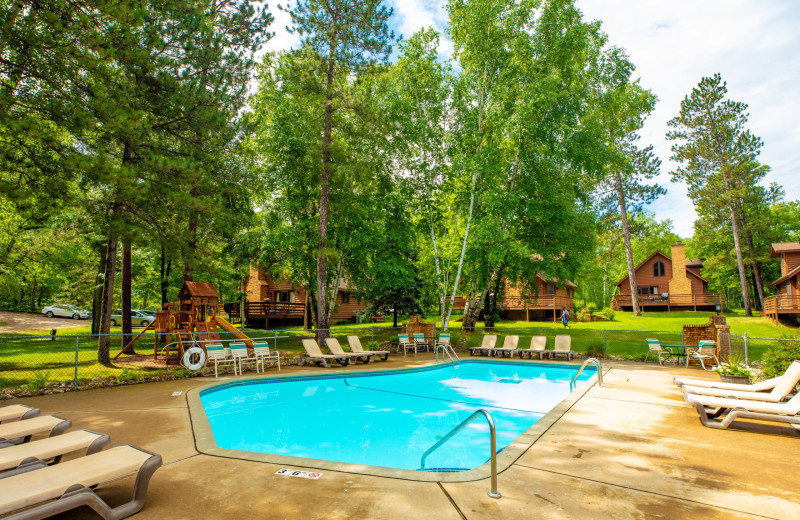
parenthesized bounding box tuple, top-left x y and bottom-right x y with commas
(685, 391, 800, 430)
(326, 338, 373, 364)
(0, 430, 110, 477)
(0, 445, 161, 519)
(229, 342, 256, 374)
(644, 338, 674, 365)
(686, 340, 719, 370)
(469, 335, 497, 356)
(205, 343, 235, 378)
(398, 334, 416, 356)
(252, 342, 280, 372)
(674, 367, 791, 391)
(682, 361, 800, 403)
(300, 339, 352, 368)
(490, 335, 519, 358)
(518, 336, 548, 359)
(0, 405, 40, 425)
(347, 335, 390, 361)
(0, 415, 72, 447)
(552, 335, 575, 360)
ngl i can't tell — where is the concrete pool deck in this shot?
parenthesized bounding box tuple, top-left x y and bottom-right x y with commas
(9, 354, 800, 519)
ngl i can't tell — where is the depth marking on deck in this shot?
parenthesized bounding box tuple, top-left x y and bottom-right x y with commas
(172, 391, 183, 396)
(275, 469, 322, 479)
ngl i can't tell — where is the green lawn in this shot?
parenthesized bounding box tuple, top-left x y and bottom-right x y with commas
(2, 310, 795, 390)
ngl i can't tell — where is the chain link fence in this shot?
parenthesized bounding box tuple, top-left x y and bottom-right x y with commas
(724, 332, 800, 366)
(3, 324, 790, 395)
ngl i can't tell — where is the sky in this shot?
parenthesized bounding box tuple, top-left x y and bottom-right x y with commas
(263, 1, 800, 238)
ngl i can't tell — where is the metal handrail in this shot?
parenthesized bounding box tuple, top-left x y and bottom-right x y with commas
(435, 342, 460, 363)
(570, 357, 603, 390)
(420, 409, 501, 499)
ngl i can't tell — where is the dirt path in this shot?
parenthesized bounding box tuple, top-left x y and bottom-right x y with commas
(0, 311, 88, 334)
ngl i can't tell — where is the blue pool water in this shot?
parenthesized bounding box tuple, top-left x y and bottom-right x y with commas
(200, 360, 595, 471)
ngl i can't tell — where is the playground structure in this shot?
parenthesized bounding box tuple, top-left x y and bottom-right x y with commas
(115, 281, 252, 364)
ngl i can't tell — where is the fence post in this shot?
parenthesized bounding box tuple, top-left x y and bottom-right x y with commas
(680, 329, 684, 344)
(74, 336, 80, 390)
(273, 330, 278, 352)
(371, 327, 374, 347)
(743, 332, 749, 366)
(603, 330, 608, 357)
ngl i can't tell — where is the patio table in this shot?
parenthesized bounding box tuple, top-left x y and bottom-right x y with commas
(662, 344, 698, 365)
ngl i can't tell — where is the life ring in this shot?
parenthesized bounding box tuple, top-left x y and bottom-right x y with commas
(183, 346, 206, 371)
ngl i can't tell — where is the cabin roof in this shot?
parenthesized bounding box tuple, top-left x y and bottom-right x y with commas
(537, 274, 578, 289)
(770, 264, 800, 287)
(615, 250, 708, 287)
(179, 281, 219, 299)
(770, 242, 800, 257)
(615, 251, 670, 287)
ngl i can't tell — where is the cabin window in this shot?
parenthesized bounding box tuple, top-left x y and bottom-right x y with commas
(788, 283, 792, 296)
(275, 291, 291, 302)
(547, 284, 555, 296)
(341, 291, 351, 304)
(638, 287, 650, 295)
(653, 261, 665, 277)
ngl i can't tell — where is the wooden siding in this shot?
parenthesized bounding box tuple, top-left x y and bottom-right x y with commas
(782, 252, 800, 276)
(617, 252, 672, 295)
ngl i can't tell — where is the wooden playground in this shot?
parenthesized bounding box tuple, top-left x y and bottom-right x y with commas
(115, 281, 252, 365)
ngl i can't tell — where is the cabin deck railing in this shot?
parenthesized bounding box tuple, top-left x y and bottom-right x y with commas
(611, 293, 722, 310)
(764, 295, 800, 313)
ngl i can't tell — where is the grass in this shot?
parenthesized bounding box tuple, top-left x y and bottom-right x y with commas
(2, 310, 795, 390)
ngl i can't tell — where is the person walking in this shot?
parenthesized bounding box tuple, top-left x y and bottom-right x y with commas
(561, 307, 570, 329)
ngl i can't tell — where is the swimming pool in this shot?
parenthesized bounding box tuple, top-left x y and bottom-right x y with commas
(196, 360, 596, 473)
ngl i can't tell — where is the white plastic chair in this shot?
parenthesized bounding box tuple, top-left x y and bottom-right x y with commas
(252, 342, 280, 372)
(687, 340, 719, 370)
(205, 343, 235, 378)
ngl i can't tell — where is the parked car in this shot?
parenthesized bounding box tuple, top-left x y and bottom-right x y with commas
(42, 304, 91, 320)
(135, 309, 158, 318)
(111, 309, 156, 327)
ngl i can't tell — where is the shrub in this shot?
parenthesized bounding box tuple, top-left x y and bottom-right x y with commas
(761, 338, 800, 379)
(28, 371, 52, 394)
(585, 339, 605, 358)
(119, 368, 143, 383)
(586, 302, 598, 312)
(598, 307, 616, 321)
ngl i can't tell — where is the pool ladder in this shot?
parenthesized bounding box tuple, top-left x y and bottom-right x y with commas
(435, 342, 461, 363)
(420, 409, 501, 499)
(570, 357, 603, 390)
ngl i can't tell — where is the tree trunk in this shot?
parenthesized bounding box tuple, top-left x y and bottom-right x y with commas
(728, 203, 752, 316)
(121, 239, 134, 351)
(160, 244, 172, 307)
(326, 255, 343, 325)
(743, 228, 765, 311)
(184, 214, 196, 281)
(430, 214, 445, 319)
(393, 307, 398, 328)
(97, 234, 118, 365)
(29, 275, 37, 312)
(303, 288, 309, 330)
(616, 172, 641, 316)
(316, 51, 336, 343)
(91, 242, 107, 335)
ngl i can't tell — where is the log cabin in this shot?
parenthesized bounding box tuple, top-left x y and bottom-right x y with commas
(611, 242, 721, 311)
(449, 274, 577, 322)
(765, 242, 800, 321)
(240, 265, 371, 327)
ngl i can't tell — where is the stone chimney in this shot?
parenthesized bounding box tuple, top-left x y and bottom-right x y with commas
(669, 242, 691, 295)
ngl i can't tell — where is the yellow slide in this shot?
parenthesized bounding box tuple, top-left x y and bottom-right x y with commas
(213, 317, 254, 348)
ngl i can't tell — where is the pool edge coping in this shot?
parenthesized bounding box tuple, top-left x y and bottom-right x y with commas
(186, 359, 603, 483)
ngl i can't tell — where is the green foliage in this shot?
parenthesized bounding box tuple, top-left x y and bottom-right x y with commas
(761, 340, 800, 380)
(597, 307, 616, 321)
(28, 371, 52, 394)
(585, 339, 606, 359)
(586, 302, 598, 312)
(119, 368, 144, 383)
